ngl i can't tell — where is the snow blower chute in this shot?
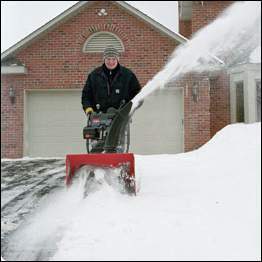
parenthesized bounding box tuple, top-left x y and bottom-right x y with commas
(65, 101, 136, 195)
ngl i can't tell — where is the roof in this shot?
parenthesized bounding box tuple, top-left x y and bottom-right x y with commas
(1, 1, 187, 61)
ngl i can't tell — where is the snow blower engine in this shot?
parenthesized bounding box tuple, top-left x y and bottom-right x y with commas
(65, 101, 136, 195)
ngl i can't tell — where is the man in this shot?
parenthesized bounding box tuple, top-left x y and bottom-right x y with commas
(82, 46, 141, 114)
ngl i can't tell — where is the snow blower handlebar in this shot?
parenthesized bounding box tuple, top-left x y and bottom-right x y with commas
(104, 101, 133, 153)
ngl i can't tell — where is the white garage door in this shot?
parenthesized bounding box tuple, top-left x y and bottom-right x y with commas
(129, 87, 184, 154)
(25, 88, 183, 157)
(25, 90, 86, 157)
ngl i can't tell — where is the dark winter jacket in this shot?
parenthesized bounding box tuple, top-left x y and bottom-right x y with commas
(82, 63, 141, 113)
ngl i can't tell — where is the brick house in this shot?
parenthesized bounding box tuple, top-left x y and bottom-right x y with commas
(179, 1, 261, 139)
(1, 1, 260, 158)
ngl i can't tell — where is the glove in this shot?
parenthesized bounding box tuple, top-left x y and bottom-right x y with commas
(85, 107, 94, 115)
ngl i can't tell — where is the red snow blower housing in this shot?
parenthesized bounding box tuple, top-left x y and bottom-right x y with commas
(65, 101, 137, 195)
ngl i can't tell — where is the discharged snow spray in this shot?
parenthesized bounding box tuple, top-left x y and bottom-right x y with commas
(131, 1, 261, 113)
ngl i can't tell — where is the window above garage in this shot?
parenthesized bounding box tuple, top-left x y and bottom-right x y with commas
(83, 31, 124, 53)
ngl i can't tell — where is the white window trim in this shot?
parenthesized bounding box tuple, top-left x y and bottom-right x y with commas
(229, 63, 261, 123)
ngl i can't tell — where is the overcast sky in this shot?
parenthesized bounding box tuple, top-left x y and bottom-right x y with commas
(1, 1, 179, 53)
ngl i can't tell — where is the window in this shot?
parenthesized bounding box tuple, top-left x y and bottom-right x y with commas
(236, 81, 244, 122)
(83, 32, 124, 53)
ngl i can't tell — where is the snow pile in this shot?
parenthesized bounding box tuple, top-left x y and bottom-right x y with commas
(48, 123, 261, 261)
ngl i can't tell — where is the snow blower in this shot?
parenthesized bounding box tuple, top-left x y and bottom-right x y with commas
(65, 101, 137, 195)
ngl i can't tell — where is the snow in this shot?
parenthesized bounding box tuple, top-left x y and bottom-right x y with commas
(249, 45, 261, 63)
(1, 1, 261, 259)
(1, 156, 64, 162)
(2, 122, 258, 261)
(48, 123, 261, 261)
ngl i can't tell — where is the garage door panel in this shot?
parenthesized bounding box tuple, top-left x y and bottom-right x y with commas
(26, 91, 86, 157)
(130, 88, 183, 154)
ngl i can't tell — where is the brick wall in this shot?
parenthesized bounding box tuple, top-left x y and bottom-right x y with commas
(1, 76, 24, 158)
(179, 20, 192, 39)
(177, 1, 233, 149)
(209, 72, 231, 137)
(179, 1, 234, 38)
(175, 70, 230, 151)
(1, 1, 177, 158)
(191, 1, 234, 34)
(175, 73, 211, 151)
(191, 1, 232, 138)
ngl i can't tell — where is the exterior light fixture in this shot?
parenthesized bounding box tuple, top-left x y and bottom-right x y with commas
(192, 82, 199, 102)
(9, 86, 15, 104)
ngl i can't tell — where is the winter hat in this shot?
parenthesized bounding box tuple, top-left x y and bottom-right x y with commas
(103, 45, 120, 59)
